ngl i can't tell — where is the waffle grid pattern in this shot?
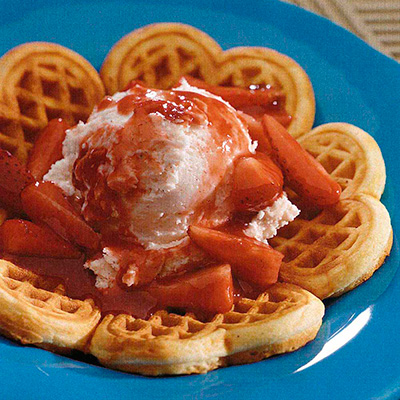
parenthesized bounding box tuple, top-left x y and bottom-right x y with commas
(0, 43, 105, 164)
(123, 40, 214, 89)
(103, 284, 307, 341)
(0, 61, 92, 164)
(270, 123, 390, 299)
(13, 59, 93, 128)
(304, 135, 358, 196)
(270, 201, 361, 269)
(0, 103, 32, 163)
(0, 262, 92, 316)
(89, 283, 324, 374)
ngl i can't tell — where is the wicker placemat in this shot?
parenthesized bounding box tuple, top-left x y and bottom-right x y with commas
(284, 0, 400, 62)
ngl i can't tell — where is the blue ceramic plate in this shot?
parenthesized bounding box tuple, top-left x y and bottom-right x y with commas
(0, 1, 399, 399)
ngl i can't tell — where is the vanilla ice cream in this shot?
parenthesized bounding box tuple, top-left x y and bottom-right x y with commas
(244, 192, 299, 243)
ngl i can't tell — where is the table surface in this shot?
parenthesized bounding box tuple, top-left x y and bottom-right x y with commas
(284, 0, 400, 62)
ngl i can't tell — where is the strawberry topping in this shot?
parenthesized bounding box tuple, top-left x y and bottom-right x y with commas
(21, 182, 100, 250)
(146, 263, 234, 315)
(179, 76, 291, 126)
(0, 219, 81, 258)
(188, 226, 283, 289)
(233, 153, 283, 212)
(262, 115, 342, 207)
(27, 118, 70, 181)
(0, 150, 34, 213)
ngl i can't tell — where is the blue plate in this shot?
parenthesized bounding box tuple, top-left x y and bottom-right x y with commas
(0, 1, 399, 399)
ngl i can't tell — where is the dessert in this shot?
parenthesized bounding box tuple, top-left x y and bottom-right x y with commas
(0, 23, 392, 376)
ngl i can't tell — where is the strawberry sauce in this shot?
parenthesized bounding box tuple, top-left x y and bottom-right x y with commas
(2, 254, 158, 319)
(179, 76, 291, 127)
(1, 253, 256, 321)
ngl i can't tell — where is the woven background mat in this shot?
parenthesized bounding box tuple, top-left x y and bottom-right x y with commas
(284, 0, 400, 62)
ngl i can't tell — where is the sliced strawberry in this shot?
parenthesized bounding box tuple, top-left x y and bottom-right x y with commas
(181, 76, 284, 107)
(233, 153, 283, 212)
(146, 263, 234, 315)
(0, 219, 81, 258)
(27, 118, 70, 181)
(188, 226, 282, 289)
(21, 182, 100, 250)
(180, 76, 290, 125)
(239, 105, 292, 127)
(0, 150, 34, 212)
(262, 115, 341, 207)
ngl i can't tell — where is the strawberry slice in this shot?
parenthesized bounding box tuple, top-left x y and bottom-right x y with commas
(180, 76, 291, 126)
(0, 150, 34, 212)
(181, 76, 284, 107)
(188, 226, 283, 289)
(146, 263, 234, 315)
(27, 118, 70, 180)
(233, 153, 283, 212)
(0, 219, 81, 258)
(21, 182, 100, 250)
(262, 115, 342, 207)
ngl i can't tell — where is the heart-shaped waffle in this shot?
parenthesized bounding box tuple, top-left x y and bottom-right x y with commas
(0, 42, 105, 164)
(100, 23, 315, 138)
(90, 283, 323, 375)
(0, 260, 100, 353)
(270, 123, 392, 299)
(0, 42, 105, 223)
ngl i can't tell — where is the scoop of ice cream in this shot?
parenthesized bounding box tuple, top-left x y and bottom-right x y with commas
(45, 81, 255, 250)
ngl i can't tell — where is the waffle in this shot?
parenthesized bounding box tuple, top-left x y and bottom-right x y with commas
(0, 260, 101, 353)
(100, 23, 315, 138)
(270, 123, 392, 299)
(90, 283, 324, 375)
(0, 42, 105, 164)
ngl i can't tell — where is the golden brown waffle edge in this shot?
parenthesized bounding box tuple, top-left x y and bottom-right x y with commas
(100, 23, 315, 138)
